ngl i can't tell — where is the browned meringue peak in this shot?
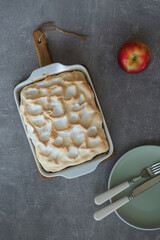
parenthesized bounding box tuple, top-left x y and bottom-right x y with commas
(20, 71, 109, 172)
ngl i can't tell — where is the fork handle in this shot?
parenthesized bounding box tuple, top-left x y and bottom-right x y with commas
(94, 196, 130, 221)
(94, 181, 130, 205)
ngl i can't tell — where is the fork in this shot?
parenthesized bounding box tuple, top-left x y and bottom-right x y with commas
(94, 161, 160, 205)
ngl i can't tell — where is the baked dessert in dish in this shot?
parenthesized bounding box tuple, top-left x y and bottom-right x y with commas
(20, 71, 109, 172)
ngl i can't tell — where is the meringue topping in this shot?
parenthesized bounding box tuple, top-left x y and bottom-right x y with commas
(20, 71, 109, 172)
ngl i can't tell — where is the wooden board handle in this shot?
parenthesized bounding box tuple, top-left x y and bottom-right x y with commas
(32, 29, 52, 67)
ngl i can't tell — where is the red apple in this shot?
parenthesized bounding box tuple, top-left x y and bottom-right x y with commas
(118, 41, 151, 73)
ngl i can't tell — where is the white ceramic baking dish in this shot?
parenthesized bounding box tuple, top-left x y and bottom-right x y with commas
(14, 29, 114, 179)
(14, 63, 114, 179)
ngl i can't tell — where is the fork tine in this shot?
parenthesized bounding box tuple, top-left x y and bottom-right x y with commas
(146, 162, 160, 176)
(150, 162, 160, 169)
(153, 170, 160, 175)
(151, 165, 160, 172)
(152, 168, 160, 174)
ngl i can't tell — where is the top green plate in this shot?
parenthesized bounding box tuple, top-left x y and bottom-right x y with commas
(108, 145, 160, 230)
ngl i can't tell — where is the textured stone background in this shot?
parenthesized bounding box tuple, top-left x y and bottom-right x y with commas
(1, 0, 160, 239)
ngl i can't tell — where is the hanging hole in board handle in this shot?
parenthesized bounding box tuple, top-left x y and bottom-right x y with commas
(32, 29, 52, 67)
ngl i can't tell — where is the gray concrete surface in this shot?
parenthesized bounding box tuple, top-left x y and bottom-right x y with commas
(1, 0, 160, 239)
